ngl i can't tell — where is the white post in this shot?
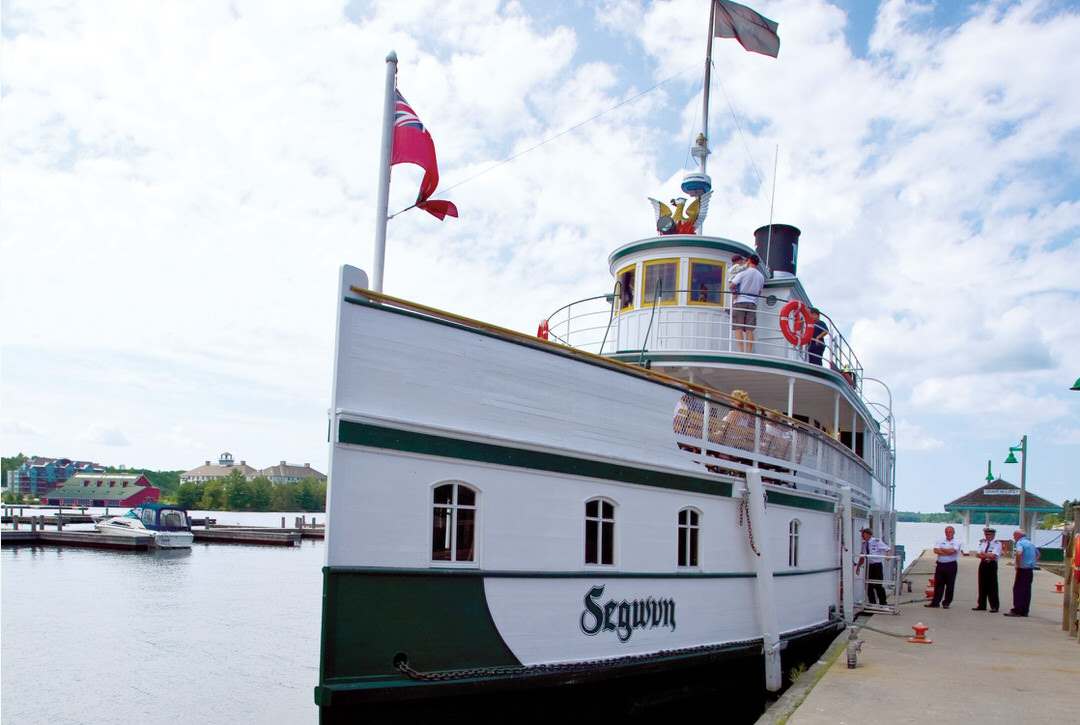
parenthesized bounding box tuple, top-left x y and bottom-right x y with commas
(840, 486, 854, 624)
(744, 469, 782, 691)
(372, 50, 398, 293)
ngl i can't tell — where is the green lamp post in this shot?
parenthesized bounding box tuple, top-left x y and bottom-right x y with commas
(1004, 435, 1027, 531)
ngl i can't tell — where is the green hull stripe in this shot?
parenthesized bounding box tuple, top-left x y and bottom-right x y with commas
(339, 419, 734, 498)
(319, 570, 519, 684)
(765, 490, 836, 512)
(339, 420, 843, 513)
(323, 566, 840, 580)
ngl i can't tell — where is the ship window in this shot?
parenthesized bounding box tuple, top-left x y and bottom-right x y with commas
(585, 498, 615, 565)
(678, 508, 700, 567)
(688, 259, 725, 306)
(432, 483, 476, 564)
(616, 265, 636, 311)
(788, 519, 801, 567)
(642, 259, 678, 306)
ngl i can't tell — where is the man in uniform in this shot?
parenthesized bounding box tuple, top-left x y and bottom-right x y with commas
(972, 526, 1002, 612)
(856, 527, 891, 605)
(925, 525, 962, 608)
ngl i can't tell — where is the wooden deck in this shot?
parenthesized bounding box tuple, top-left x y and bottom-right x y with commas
(758, 550, 1079, 724)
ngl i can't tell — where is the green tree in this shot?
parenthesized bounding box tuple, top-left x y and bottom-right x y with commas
(297, 478, 317, 512)
(270, 481, 296, 512)
(200, 479, 225, 510)
(176, 481, 203, 509)
(223, 470, 251, 510)
(248, 476, 273, 511)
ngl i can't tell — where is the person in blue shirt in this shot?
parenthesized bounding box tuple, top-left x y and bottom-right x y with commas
(1004, 529, 1039, 617)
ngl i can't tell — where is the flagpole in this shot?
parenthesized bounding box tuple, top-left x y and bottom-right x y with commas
(372, 50, 398, 293)
(700, 0, 716, 177)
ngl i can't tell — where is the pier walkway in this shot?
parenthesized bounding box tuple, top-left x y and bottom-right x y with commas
(762, 550, 1077, 724)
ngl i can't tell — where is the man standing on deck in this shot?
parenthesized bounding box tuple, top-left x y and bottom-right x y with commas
(856, 527, 890, 605)
(1004, 529, 1039, 617)
(925, 525, 962, 608)
(729, 254, 764, 353)
(972, 527, 1002, 612)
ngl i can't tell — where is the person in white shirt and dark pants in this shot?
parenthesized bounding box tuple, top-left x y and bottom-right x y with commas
(926, 525, 963, 608)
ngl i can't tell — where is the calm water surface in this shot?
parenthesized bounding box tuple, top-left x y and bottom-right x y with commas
(2, 511, 323, 725)
(2, 517, 1056, 725)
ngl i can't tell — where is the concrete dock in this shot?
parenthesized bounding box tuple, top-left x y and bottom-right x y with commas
(761, 550, 1078, 724)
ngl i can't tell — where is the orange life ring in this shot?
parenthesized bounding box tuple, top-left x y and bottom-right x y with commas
(537, 319, 550, 340)
(779, 300, 813, 346)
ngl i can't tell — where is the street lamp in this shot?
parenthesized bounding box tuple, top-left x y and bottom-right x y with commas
(1003, 435, 1027, 531)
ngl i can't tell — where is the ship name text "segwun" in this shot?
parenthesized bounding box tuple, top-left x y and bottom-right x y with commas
(579, 585, 677, 642)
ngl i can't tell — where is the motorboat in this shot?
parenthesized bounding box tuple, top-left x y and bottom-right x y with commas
(94, 503, 194, 549)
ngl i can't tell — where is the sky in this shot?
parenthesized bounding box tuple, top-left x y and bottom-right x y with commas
(2, 0, 1078, 513)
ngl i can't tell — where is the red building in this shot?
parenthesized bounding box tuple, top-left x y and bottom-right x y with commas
(42, 474, 159, 507)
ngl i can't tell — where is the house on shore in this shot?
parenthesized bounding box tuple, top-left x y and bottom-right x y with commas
(42, 473, 158, 507)
(257, 461, 326, 485)
(179, 452, 259, 485)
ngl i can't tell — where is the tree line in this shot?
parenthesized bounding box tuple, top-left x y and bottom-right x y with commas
(174, 469, 326, 512)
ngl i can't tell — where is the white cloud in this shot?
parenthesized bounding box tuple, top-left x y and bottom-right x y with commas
(2, 1, 1078, 510)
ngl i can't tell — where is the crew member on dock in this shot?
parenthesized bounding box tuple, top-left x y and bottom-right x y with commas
(856, 527, 890, 604)
(972, 527, 1002, 612)
(926, 526, 962, 608)
(1004, 529, 1038, 617)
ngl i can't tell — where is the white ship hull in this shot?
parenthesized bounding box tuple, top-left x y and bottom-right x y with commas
(316, 265, 889, 721)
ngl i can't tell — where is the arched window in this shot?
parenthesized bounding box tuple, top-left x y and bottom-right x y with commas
(432, 483, 477, 563)
(788, 519, 801, 567)
(585, 498, 615, 565)
(678, 507, 700, 567)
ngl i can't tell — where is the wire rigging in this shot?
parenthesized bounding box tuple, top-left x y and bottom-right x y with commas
(390, 61, 701, 219)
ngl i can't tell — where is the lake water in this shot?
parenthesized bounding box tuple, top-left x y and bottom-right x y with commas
(1, 515, 1062, 724)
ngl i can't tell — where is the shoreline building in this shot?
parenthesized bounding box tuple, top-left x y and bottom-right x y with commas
(42, 473, 158, 507)
(179, 452, 259, 485)
(10, 457, 107, 498)
(257, 461, 326, 485)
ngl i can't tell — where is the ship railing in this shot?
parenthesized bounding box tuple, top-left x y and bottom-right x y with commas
(671, 391, 874, 506)
(546, 290, 884, 423)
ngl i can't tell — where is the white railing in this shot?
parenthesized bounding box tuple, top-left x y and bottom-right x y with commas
(548, 289, 861, 374)
(671, 392, 874, 507)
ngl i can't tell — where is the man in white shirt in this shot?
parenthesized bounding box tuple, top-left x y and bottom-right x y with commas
(972, 526, 1002, 612)
(925, 525, 962, 609)
(856, 527, 891, 604)
(728, 254, 765, 353)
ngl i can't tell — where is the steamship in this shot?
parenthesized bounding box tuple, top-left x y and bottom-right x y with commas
(316, 10, 895, 724)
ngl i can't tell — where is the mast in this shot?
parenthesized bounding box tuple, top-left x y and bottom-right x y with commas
(681, 3, 714, 212)
(699, 0, 715, 177)
(372, 50, 398, 294)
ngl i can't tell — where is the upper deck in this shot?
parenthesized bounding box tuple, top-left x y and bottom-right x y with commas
(544, 232, 895, 502)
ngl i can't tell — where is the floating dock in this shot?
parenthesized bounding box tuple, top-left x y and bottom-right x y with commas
(758, 550, 1078, 725)
(2, 514, 324, 549)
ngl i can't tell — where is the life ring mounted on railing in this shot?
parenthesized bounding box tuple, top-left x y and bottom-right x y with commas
(537, 319, 550, 340)
(779, 300, 813, 346)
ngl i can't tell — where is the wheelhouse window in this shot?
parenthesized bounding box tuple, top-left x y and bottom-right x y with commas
(688, 259, 726, 306)
(642, 259, 678, 306)
(616, 265, 636, 311)
(678, 508, 700, 567)
(788, 519, 801, 567)
(432, 483, 477, 563)
(585, 498, 615, 565)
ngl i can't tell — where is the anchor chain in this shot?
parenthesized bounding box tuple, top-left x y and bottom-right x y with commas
(394, 638, 762, 682)
(739, 496, 760, 557)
